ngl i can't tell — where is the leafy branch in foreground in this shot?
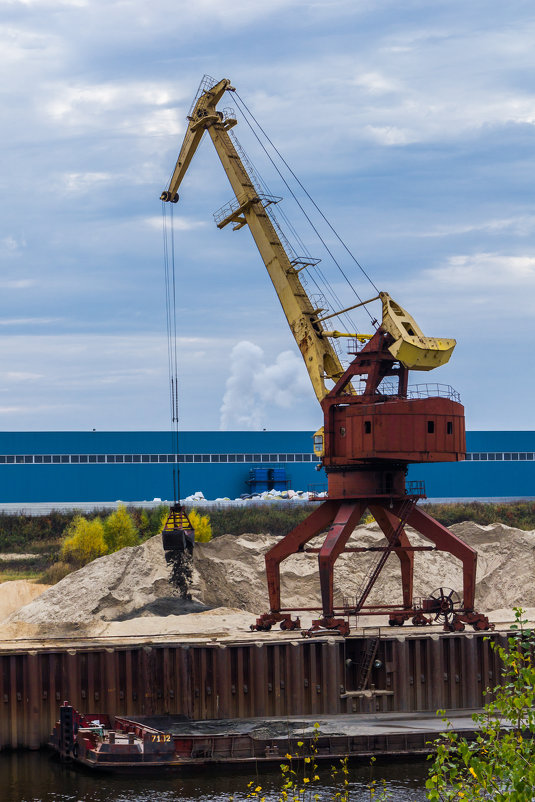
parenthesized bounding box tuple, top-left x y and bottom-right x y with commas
(230, 723, 395, 802)
(426, 607, 535, 801)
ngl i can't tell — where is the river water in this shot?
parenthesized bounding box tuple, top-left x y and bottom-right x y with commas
(0, 750, 430, 801)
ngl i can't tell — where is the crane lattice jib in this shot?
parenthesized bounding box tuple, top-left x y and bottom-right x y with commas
(162, 78, 345, 402)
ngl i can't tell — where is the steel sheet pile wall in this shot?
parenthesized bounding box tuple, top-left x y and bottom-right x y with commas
(0, 633, 506, 750)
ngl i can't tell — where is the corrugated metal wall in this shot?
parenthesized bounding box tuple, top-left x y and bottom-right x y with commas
(0, 632, 505, 750)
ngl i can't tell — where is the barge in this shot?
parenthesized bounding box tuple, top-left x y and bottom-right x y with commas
(50, 701, 485, 771)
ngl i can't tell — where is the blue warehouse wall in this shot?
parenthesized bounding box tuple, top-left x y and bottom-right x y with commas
(0, 431, 318, 503)
(0, 430, 534, 503)
(410, 431, 535, 499)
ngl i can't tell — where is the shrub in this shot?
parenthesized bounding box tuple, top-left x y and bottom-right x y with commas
(38, 561, 73, 585)
(137, 509, 151, 540)
(151, 504, 170, 536)
(133, 504, 170, 541)
(103, 505, 139, 552)
(189, 508, 212, 543)
(427, 607, 535, 800)
(60, 516, 107, 567)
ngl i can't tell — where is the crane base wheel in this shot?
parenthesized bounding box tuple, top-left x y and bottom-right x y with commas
(251, 612, 300, 632)
(303, 617, 350, 638)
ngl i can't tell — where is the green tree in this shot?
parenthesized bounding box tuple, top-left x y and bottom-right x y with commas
(103, 505, 139, 553)
(60, 515, 107, 567)
(427, 608, 535, 801)
(138, 509, 151, 540)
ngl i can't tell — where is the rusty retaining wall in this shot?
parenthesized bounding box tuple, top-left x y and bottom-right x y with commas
(0, 631, 506, 750)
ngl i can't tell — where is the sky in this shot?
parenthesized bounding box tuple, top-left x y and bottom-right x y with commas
(1, 0, 534, 433)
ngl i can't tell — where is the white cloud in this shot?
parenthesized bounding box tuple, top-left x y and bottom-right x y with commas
(1, 237, 26, 253)
(427, 253, 535, 289)
(351, 71, 400, 95)
(7, 0, 87, 6)
(416, 216, 535, 239)
(43, 80, 185, 138)
(0, 332, 241, 430)
(62, 172, 112, 192)
(0, 406, 34, 415)
(364, 125, 415, 146)
(144, 216, 207, 231)
(0, 24, 57, 61)
(390, 251, 535, 335)
(0, 317, 59, 325)
(4, 371, 43, 381)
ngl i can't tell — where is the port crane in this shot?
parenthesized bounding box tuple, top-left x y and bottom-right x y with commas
(161, 76, 491, 634)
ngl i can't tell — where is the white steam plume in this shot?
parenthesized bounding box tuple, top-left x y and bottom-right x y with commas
(219, 341, 311, 430)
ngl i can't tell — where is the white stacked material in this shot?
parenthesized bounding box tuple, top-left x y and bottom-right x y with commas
(182, 488, 327, 505)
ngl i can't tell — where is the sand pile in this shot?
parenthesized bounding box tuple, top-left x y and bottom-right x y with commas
(2, 520, 534, 639)
(0, 580, 50, 621)
(192, 522, 535, 614)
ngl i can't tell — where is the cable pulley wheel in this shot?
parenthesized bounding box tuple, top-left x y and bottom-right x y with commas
(428, 587, 461, 624)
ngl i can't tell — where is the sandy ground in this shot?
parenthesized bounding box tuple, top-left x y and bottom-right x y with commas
(1, 520, 534, 642)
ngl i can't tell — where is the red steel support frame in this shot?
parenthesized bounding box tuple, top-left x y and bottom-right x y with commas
(263, 496, 477, 622)
(402, 503, 477, 611)
(317, 502, 367, 617)
(369, 505, 414, 609)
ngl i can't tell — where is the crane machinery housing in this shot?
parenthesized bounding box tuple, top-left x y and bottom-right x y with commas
(161, 76, 492, 636)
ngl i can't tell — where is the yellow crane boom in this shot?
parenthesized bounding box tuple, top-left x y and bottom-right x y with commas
(161, 77, 346, 403)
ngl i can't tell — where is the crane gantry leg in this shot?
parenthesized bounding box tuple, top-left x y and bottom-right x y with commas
(317, 502, 367, 618)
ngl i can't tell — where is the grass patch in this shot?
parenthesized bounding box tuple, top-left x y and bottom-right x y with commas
(425, 500, 535, 530)
(196, 503, 312, 538)
(192, 500, 535, 538)
(37, 561, 73, 585)
(0, 512, 88, 552)
(0, 569, 42, 583)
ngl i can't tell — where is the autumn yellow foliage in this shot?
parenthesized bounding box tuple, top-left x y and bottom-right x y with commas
(188, 508, 212, 542)
(60, 515, 107, 567)
(103, 505, 139, 552)
(60, 506, 139, 568)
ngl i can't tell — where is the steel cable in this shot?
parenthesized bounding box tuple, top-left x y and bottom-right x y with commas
(227, 130, 358, 335)
(232, 92, 378, 326)
(162, 202, 181, 504)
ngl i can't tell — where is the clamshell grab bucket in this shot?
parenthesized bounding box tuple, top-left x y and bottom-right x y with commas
(161, 506, 195, 552)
